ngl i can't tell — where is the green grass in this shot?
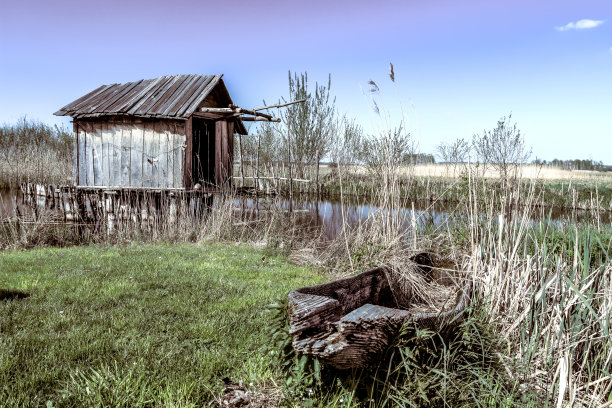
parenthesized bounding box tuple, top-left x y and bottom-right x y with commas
(0, 243, 325, 407)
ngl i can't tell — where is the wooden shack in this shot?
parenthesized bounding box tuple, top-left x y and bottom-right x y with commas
(54, 74, 250, 191)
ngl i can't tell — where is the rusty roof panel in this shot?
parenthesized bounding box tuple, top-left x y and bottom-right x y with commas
(54, 74, 224, 119)
(149, 75, 185, 114)
(176, 76, 218, 117)
(99, 80, 143, 113)
(60, 84, 114, 115)
(164, 75, 204, 116)
(151, 75, 201, 116)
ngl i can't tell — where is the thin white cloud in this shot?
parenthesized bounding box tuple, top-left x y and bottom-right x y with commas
(556, 19, 604, 31)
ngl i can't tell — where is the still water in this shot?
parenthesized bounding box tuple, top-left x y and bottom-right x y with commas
(233, 195, 610, 240)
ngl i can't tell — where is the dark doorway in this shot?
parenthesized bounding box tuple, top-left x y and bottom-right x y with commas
(192, 118, 216, 187)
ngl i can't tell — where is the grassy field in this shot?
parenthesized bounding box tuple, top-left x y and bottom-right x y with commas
(0, 243, 325, 407)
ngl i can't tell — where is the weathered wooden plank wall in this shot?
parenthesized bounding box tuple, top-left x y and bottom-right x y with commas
(93, 127, 102, 185)
(74, 118, 186, 189)
(130, 123, 142, 186)
(120, 124, 130, 185)
(111, 123, 120, 186)
(159, 128, 169, 188)
(73, 123, 78, 186)
(77, 125, 86, 185)
(172, 123, 183, 187)
(143, 125, 154, 187)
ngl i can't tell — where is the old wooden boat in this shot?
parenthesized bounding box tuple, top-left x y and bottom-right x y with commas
(287, 255, 472, 370)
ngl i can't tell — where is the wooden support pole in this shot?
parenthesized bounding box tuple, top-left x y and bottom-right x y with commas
(256, 131, 261, 192)
(227, 121, 234, 189)
(184, 117, 193, 189)
(238, 133, 245, 187)
(73, 122, 79, 186)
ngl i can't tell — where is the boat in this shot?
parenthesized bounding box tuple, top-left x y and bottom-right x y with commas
(287, 254, 472, 370)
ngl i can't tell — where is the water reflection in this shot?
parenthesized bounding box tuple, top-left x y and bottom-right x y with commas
(233, 195, 611, 240)
(233, 196, 457, 240)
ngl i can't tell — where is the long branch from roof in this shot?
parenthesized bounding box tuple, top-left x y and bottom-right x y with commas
(240, 117, 281, 122)
(201, 106, 278, 121)
(201, 107, 273, 119)
(200, 98, 305, 123)
(252, 98, 307, 111)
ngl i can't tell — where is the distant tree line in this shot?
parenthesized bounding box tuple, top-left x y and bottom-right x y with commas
(403, 153, 435, 165)
(532, 158, 608, 171)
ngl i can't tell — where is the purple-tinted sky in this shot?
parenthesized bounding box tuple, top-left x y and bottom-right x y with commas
(1, 0, 610, 162)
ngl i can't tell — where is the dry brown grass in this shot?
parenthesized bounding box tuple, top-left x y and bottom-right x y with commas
(411, 163, 612, 181)
(344, 163, 612, 183)
(311, 160, 612, 406)
(0, 150, 72, 188)
(0, 118, 73, 189)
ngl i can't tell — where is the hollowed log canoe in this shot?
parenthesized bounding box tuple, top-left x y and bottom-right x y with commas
(287, 257, 472, 370)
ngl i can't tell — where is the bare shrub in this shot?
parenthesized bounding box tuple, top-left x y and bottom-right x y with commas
(328, 116, 364, 177)
(362, 125, 413, 183)
(472, 114, 531, 187)
(279, 72, 336, 181)
(436, 137, 471, 177)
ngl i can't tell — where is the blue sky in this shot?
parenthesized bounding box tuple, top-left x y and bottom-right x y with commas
(1, 0, 610, 162)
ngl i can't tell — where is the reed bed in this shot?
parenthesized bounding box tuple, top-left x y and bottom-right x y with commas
(0, 118, 72, 189)
(446, 168, 610, 406)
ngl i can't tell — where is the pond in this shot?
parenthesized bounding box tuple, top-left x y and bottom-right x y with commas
(234, 195, 611, 240)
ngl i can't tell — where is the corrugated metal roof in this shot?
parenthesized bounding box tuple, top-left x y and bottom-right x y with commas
(54, 74, 223, 119)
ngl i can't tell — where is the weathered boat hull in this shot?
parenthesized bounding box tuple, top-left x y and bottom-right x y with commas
(288, 259, 472, 370)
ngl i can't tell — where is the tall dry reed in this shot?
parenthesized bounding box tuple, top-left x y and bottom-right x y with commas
(0, 118, 72, 189)
(459, 164, 612, 406)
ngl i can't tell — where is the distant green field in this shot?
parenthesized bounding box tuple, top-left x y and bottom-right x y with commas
(0, 243, 324, 407)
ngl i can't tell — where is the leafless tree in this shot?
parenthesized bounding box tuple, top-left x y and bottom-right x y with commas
(278, 72, 336, 182)
(362, 124, 414, 182)
(436, 137, 470, 176)
(329, 116, 364, 173)
(472, 114, 531, 187)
